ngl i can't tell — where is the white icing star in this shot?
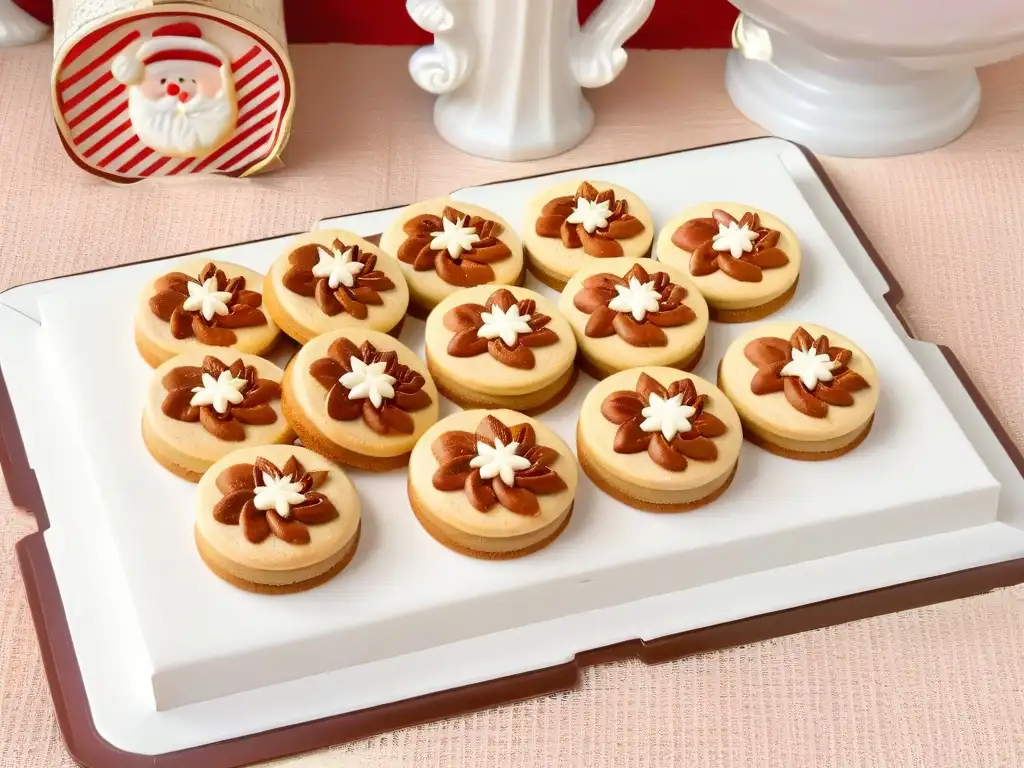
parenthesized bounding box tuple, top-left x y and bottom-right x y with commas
(780, 347, 838, 391)
(639, 393, 697, 442)
(566, 197, 612, 234)
(311, 242, 364, 290)
(477, 304, 533, 346)
(470, 439, 532, 487)
(252, 472, 307, 519)
(429, 216, 479, 260)
(340, 357, 396, 409)
(182, 277, 233, 322)
(190, 370, 247, 414)
(711, 221, 758, 258)
(607, 277, 661, 322)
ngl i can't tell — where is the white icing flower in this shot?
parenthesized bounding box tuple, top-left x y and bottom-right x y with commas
(190, 370, 247, 414)
(780, 347, 838, 390)
(252, 472, 307, 519)
(639, 393, 697, 442)
(470, 439, 532, 487)
(182, 277, 233, 322)
(311, 242, 365, 290)
(477, 304, 533, 346)
(711, 222, 758, 258)
(607, 277, 661, 322)
(429, 216, 479, 260)
(340, 357, 396, 409)
(566, 197, 612, 234)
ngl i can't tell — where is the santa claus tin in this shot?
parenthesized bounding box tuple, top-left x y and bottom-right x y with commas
(51, 1, 294, 182)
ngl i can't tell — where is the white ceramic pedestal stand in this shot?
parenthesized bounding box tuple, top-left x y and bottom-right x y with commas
(406, 0, 654, 161)
(0, 0, 47, 46)
(725, 9, 1024, 157)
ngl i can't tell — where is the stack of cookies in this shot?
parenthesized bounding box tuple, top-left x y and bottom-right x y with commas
(134, 183, 879, 594)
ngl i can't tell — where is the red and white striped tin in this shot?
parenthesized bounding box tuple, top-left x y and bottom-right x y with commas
(51, 2, 294, 182)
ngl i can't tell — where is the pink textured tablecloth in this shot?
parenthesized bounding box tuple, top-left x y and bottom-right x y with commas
(1, 44, 1023, 768)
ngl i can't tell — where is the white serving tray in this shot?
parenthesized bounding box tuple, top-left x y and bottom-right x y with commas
(2, 138, 1023, 757)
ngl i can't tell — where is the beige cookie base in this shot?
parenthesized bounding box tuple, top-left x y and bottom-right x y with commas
(522, 179, 655, 288)
(578, 432, 737, 512)
(709, 276, 799, 324)
(142, 351, 294, 482)
(717, 322, 880, 454)
(655, 203, 802, 316)
(405, 262, 528, 320)
(410, 483, 573, 559)
(577, 337, 705, 382)
(281, 327, 440, 471)
(379, 198, 526, 314)
(559, 257, 709, 379)
(133, 259, 280, 368)
(265, 230, 410, 345)
(195, 523, 361, 594)
(428, 354, 578, 415)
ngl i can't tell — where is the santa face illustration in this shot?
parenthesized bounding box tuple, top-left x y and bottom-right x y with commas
(113, 22, 238, 158)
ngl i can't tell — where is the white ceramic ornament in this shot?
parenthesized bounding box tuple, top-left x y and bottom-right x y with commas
(726, 2, 1024, 157)
(0, 0, 47, 47)
(406, 0, 655, 161)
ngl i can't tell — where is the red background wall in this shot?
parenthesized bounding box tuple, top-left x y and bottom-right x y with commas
(15, 0, 737, 48)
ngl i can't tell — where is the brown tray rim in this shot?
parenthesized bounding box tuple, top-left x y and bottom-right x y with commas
(4, 137, 1023, 768)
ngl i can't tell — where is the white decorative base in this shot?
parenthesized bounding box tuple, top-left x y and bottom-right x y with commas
(0, 0, 47, 47)
(407, 0, 654, 162)
(725, 18, 982, 157)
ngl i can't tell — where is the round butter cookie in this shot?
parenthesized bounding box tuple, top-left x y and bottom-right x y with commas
(264, 230, 409, 344)
(578, 368, 742, 512)
(656, 203, 801, 322)
(558, 257, 708, 380)
(282, 328, 439, 471)
(135, 259, 279, 367)
(424, 285, 577, 414)
(378, 198, 525, 317)
(195, 445, 361, 594)
(523, 179, 654, 290)
(718, 322, 879, 459)
(408, 410, 578, 559)
(143, 350, 294, 482)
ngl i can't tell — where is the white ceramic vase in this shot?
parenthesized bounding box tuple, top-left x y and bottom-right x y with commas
(0, 0, 47, 46)
(407, 0, 654, 161)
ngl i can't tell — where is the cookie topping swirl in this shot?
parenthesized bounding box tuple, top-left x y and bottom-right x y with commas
(431, 415, 567, 516)
(283, 239, 396, 317)
(148, 262, 267, 346)
(743, 327, 870, 419)
(443, 288, 559, 370)
(398, 206, 512, 287)
(161, 355, 281, 441)
(309, 338, 432, 435)
(672, 209, 789, 283)
(212, 455, 338, 545)
(572, 262, 696, 347)
(601, 374, 727, 472)
(534, 182, 645, 258)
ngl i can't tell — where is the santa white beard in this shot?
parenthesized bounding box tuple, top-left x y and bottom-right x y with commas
(128, 88, 236, 157)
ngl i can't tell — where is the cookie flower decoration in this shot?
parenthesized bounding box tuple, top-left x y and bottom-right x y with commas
(573, 262, 696, 347)
(535, 181, 645, 258)
(601, 374, 727, 472)
(443, 288, 559, 370)
(309, 338, 433, 435)
(398, 206, 513, 287)
(743, 327, 870, 419)
(148, 262, 267, 345)
(212, 455, 338, 545)
(161, 355, 281, 441)
(431, 415, 567, 516)
(283, 239, 396, 317)
(672, 209, 789, 283)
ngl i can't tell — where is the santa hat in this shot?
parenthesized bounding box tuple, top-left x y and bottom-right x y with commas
(112, 22, 225, 86)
